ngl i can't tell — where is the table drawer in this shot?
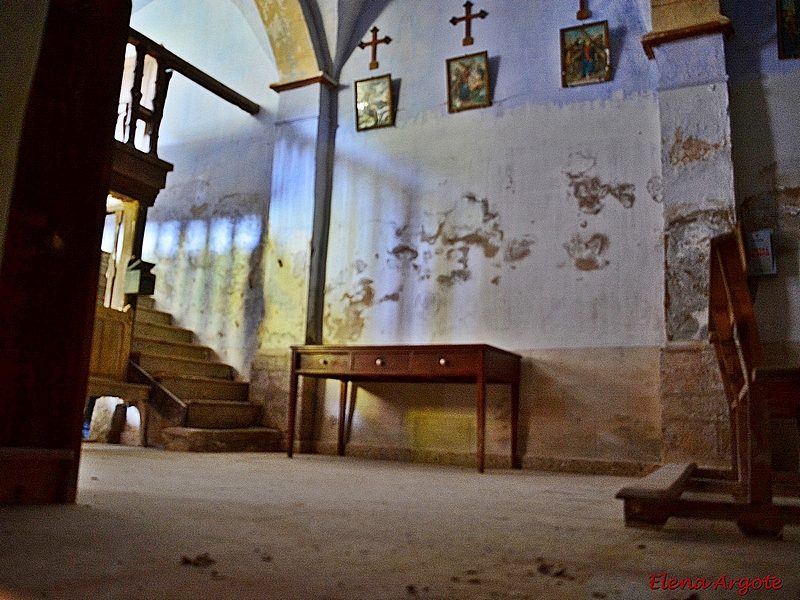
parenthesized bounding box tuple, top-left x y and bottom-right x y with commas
(352, 351, 410, 374)
(411, 350, 479, 375)
(298, 352, 350, 372)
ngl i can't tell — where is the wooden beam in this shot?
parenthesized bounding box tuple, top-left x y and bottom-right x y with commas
(641, 17, 733, 59)
(269, 71, 338, 93)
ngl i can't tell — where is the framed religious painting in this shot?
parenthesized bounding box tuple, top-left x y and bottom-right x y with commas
(446, 51, 491, 113)
(560, 20, 611, 87)
(355, 74, 395, 131)
(778, 0, 800, 59)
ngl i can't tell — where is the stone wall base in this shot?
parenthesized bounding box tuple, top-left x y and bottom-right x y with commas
(313, 441, 658, 476)
(660, 341, 731, 469)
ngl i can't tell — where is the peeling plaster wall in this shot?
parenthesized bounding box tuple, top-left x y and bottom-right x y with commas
(328, 97, 663, 350)
(724, 0, 800, 360)
(659, 79, 736, 341)
(134, 0, 279, 378)
(309, 0, 666, 468)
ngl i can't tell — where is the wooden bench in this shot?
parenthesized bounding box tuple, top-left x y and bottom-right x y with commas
(616, 230, 800, 538)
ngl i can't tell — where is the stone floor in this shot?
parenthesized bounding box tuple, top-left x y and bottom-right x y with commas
(1, 444, 798, 600)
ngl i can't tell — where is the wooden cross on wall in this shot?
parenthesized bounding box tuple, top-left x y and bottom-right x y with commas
(577, 0, 592, 20)
(358, 27, 392, 70)
(450, 1, 488, 46)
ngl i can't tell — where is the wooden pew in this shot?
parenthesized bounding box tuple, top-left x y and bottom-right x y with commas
(616, 230, 800, 538)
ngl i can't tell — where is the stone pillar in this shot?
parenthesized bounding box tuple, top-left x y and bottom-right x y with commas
(647, 2, 736, 467)
(251, 76, 337, 453)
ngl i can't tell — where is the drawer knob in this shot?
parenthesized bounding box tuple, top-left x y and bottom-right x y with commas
(439, 357, 448, 366)
(375, 358, 385, 367)
(320, 359, 328, 366)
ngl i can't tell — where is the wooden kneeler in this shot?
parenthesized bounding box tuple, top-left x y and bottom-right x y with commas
(617, 231, 800, 538)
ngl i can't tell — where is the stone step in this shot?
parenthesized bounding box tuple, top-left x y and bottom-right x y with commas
(162, 426, 282, 452)
(134, 305, 173, 326)
(157, 375, 249, 402)
(137, 296, 156, 310)
(133, 321, 194, 344)
(131, 336, 214, 361)
(136, 353, 234, 380)
(185, 400, 261, 429)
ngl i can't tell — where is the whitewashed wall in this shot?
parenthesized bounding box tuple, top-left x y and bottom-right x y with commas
(327, 0, 662, 350)
(328, 95, 663, 349)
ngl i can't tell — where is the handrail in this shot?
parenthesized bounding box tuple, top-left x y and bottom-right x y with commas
(127, 358, 188, 426)
(128, 28, 260, 115)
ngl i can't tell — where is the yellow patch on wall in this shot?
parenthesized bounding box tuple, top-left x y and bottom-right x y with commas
(254, 0, 318, 81)
(408, 409, 476, 453)
(651, 0, 722, 32)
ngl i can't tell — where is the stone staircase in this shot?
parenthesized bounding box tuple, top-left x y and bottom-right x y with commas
(131, 296, 281, 452)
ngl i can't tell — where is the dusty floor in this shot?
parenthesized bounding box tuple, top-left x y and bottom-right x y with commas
(1, 445, 799, 600)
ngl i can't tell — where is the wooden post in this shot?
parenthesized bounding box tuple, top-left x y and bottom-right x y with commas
(0, 0, 132, 504)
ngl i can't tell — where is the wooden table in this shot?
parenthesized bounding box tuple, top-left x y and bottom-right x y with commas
(287, 344, 522, 472)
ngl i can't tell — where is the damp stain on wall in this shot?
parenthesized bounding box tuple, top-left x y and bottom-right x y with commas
(324, 277, 375, 343)
(646, 175, 663, 203)
(437, 269, 471, 286)
(563, 233, 610, 271)
(567, 175, 636, 214)
(669, 127, 723, 167)
(423, 193, 504, 258)
(190, 202, 209, 217)
(324, 194, 539, 342)
(564, 153, 636, 214)
(504, 237, 535, 263)
(389, 244, 419, 261)
(389, 194, 534, 285)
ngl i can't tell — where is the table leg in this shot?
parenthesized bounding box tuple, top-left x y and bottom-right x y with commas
(338, 380, 348, 456)
(287, 370, 298, 458)
(477, 372, 486, 473)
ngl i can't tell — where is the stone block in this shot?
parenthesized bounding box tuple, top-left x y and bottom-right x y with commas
(660, 342, 725, 398)
(87, 396, 124, 443)
(662, 415, 730, 468)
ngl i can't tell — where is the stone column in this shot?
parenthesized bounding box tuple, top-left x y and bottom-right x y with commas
(250, 76, 337, 453)
(647, 1, 736, 467)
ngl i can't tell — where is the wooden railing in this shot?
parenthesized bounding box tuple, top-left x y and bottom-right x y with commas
(119, 28, 260, 155)
(128, 359, 188, 426)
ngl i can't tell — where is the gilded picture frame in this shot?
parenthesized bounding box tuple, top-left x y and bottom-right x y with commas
(778, 0, 800, 59)
(446, 51, 491, 113)
(354, 74, 395, 132)
(560, 20, 611, 87)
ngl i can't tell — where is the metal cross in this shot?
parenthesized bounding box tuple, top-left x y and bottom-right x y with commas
(358, 26, 392, 70)
(450, 1, 488, 46)
(577, 0, 592, 20)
